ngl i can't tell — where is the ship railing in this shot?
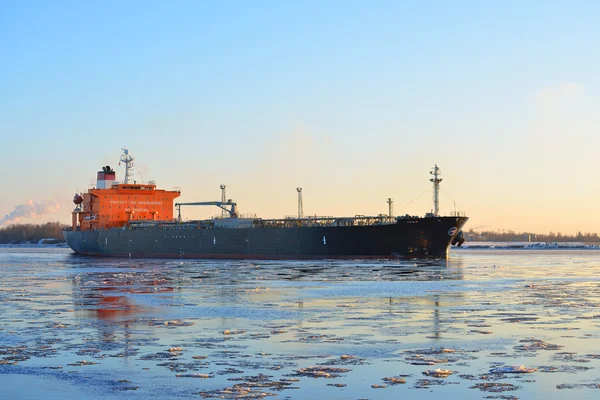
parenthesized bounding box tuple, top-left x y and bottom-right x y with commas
(253, 215, 395, 228)
(143, 222, 213, 230)
(395, 214, 420, 220)
(449, 211, 467, 217)
(212, 213, 257, 220)
(125, 215, 402, 230)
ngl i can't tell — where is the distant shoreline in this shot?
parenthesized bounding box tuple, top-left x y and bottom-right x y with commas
(457, 241, 600, 250)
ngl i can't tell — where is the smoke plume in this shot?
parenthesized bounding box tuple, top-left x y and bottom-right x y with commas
(0, 200, 61, 227)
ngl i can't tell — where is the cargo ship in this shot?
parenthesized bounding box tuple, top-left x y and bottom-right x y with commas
(64, 149, 468, 259)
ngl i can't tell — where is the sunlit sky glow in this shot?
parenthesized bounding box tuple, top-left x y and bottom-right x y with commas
(1, 1, 599, 234)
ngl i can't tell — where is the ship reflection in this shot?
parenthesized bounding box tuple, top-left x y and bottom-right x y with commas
(291, 257, 466, 339)
(72, 269, 174, 320)
(70, 256, 466, 350)
(281, 256, 464, 282)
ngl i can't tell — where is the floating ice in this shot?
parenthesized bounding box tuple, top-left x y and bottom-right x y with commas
(490, 365, 537, 374)
(382, 376, 407, 384)
(423, 369, 453, 377)
(293, 366, 351, 378)
(514, 338, 564, 351)
(470, 382, 521, 392)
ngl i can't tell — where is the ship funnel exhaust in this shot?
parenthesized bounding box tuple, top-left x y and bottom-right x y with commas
(97, 166, 115, 189)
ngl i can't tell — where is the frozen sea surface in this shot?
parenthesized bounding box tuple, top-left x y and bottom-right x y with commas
(1, 248, 600, 399)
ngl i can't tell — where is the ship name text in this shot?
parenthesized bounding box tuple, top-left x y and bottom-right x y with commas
(110, 200, 163, 205)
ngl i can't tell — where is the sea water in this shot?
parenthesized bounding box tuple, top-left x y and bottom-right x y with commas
(1, 247, 600, 399)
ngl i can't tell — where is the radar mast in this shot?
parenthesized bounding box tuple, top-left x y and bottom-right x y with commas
(430, 165, 442, 217)
(120, 148, 135, 184)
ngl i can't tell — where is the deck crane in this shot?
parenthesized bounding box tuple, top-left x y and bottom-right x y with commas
(175, 201, 238, 222)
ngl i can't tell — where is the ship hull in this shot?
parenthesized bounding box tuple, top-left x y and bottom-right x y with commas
(64, 217, 468, 259)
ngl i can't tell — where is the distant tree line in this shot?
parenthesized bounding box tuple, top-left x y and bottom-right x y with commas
(465, 229, 600, 243)
(0, 222, 68, 244)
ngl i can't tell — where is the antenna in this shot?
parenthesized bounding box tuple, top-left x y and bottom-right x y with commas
(119, 148, 135, 184)
(387, 198, 394, 219)
(429, 164, 442, 217)
(220, 185, 226, 218)
(297, 187, 303, 219)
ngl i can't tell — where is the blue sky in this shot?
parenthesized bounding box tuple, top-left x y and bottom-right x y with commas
(1, 1, 599, 233)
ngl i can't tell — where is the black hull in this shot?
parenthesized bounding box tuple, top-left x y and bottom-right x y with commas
(64, 217, 468, 259)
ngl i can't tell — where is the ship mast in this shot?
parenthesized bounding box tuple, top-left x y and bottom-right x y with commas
(220, 185, 226, 218)
(297, 187, 303, 219)
(430, 164, 442, 217)
(120, 148, 135, 184)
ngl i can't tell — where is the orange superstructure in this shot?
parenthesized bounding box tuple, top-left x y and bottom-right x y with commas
(71, 151, 180, 231)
